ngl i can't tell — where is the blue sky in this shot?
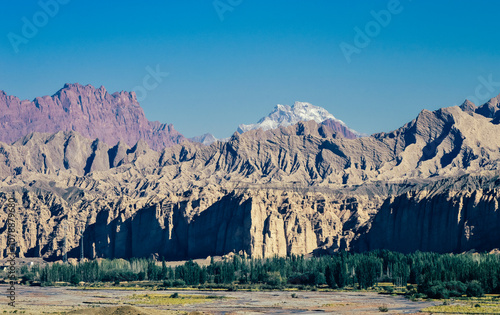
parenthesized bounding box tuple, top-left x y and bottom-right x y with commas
(1, 1, 500, 138)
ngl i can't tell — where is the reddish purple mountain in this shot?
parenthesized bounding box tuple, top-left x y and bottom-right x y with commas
(320, 118, 358, 139)
(0, 83, 185, 150)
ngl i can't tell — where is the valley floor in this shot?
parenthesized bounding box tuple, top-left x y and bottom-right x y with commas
(0, 285, 440, 314)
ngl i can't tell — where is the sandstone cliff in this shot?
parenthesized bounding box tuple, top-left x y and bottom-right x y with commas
(353, 175, 500, 253)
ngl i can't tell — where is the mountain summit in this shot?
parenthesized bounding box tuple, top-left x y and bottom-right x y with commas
(237, 101, 360, 139)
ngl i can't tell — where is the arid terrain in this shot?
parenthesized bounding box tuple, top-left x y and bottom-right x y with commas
(3, 2, 500, 313)
(2, 87, 500, 261)
(0, 284, 439, 314)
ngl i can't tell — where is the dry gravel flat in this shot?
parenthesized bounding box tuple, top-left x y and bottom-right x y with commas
(0, 285, 439, 314)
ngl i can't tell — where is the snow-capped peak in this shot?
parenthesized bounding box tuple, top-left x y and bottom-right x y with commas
(237, 101, 358, 136)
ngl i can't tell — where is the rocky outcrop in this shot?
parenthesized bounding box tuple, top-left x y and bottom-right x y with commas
(354, 175, 500, 253)
(0, 131, 160, 178)
(474, 93, 500, 118)
(320, 119, 358, 139)
(0, 84, 185, 150)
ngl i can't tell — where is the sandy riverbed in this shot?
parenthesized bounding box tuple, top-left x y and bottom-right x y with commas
(0, 285, 439, 314)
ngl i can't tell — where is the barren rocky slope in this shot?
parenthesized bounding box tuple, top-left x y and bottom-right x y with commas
(1, 96, 500, 259)
(0, 83, 185, 150)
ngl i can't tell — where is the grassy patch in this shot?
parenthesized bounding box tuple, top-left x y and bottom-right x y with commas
(79, 286, 147, 291)
(127, 293, 224, 306)
(377, 282, 395, 287)
(423, 301, 500, 314)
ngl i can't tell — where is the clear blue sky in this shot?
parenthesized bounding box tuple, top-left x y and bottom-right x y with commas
(1, 1, 500, 138)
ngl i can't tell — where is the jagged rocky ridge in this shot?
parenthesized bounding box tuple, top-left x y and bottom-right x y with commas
(0, 83, 185, 150)
(1, 96, 500, 259)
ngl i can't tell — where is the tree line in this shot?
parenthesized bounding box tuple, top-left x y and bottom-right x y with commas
(12, 250, 500, 298)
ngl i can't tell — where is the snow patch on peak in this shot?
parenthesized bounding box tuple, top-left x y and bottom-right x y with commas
(237, 101, 357, 135)
(189, 133, 218, 145)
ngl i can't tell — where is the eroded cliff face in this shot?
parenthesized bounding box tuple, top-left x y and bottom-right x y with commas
(354, 178, 500, 253)
(0, 186, 383, 259)
(4, 175, 498, 260)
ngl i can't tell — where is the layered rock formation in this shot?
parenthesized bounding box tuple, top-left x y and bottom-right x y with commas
(0, 83, 185, 150)
(1, 94, 500, 260)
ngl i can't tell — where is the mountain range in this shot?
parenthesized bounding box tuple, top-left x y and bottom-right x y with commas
(1, 84, 500, 260)
(0, 84, 360, 148)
